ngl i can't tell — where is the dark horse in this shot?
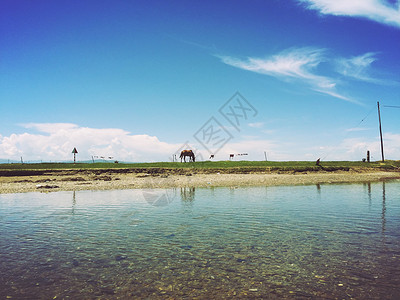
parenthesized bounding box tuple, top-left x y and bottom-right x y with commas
(180, 150, 195, 162)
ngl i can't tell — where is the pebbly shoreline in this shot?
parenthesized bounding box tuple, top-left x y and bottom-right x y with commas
(1, 168, 399, 194)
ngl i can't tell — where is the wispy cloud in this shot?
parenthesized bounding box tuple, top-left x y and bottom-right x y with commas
(298, 0, 400, 28)
(335, 52, 399, 85)
(335, 52, 380, 82)
(219, 47, 354, 102)
(23, 123, 79, 134)
(345, 127, 371, 132)
(219, 47, 394, 104)
(220, 47, 327, 82)
(248, 122, 264, 128)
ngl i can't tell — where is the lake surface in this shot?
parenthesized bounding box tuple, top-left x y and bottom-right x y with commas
(1, 181, 400, 299)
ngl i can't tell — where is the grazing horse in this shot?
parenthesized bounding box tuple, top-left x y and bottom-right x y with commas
(229, 154, 234, 160)
(209, 154, 214, 159)
(180, 150, 195, 162)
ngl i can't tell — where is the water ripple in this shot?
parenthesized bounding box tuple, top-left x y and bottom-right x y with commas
(1, 182, 399, 299)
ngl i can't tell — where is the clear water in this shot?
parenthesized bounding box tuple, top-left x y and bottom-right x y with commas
(1, 181, 400, 299)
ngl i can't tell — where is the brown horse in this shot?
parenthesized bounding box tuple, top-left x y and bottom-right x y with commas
(180, 150, 195, 162)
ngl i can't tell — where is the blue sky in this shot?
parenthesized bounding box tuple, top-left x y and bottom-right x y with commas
(1, 0, 399, 162)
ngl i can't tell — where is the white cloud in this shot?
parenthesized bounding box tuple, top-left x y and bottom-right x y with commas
(1, 123, 399, 163)
(0, 123, 281, 162)
(309, 133, 400, 161)
(298, 0, 400, 28)
(0, 123, 181, 162)
(219, 47, 354, 102)
(383, 132, 400, 157)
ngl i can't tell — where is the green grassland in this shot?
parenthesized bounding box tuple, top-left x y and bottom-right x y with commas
(0, 160, 399, 173)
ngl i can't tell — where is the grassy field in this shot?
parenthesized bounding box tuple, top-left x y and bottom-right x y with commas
(0, 160, 399, 172)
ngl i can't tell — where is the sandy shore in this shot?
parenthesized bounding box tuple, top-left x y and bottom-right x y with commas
(1, 168, 399, 194)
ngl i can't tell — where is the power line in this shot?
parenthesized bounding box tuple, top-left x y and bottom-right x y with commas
(320, 107, 375, 161)
(383, 105, 400, 108)
(354, 107, 375, 127)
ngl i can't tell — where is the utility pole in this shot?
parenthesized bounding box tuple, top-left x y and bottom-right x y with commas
(377, 101, 385, 162)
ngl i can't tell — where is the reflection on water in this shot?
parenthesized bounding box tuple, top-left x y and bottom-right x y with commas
(316, 183, 321, 194)
(72, 190, 76, 215)
(1, 181, 400, 299)
(181, 187, 195, 202)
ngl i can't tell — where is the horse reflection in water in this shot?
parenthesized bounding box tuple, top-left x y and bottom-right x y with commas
(181, 187, 195, 202)
(180, 150, 195, 162)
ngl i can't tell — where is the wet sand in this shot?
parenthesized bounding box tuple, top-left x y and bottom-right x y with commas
(1, 168, 399, 194)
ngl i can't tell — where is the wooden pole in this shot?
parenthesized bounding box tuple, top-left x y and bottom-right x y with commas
(377, 101, 385, 162)
(367, 150, 370, 163)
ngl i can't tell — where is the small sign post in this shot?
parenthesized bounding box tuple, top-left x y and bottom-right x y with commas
(72, 148, 78, 164)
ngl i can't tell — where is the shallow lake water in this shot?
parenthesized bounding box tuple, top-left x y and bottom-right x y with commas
(1, 181, 400, 299)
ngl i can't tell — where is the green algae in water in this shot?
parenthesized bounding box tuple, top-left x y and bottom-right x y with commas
(1, 182, 400, 299)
